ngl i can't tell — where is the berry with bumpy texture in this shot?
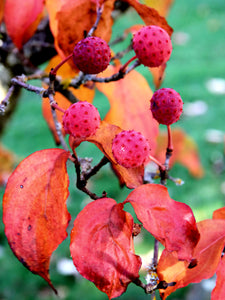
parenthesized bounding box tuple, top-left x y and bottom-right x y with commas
(62, 101, 101, 138)
(132, 25, 172, 67)
(73, 36, 111, 74)
(150, 88, 183, 125)
(112, 130, 150, 168)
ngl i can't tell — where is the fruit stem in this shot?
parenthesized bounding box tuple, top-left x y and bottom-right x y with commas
(165, 125, 173, 169)
(119, 55, 137, 73)
(51, 102, 66, 114)
(167, 125, 173, 151)
(148, 155, 166, 172)
(50, 53, 73, 76)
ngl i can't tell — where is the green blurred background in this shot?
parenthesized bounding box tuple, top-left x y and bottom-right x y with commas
(0, 0, 225, 299)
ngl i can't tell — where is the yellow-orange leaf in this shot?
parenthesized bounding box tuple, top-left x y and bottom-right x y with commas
(149, 62, 167, 89)
(0, 143, 16, 186)
(144, 0, 174, 17)
(0, 0, 5, 24)
(155, 128, 204, 177)
(46, 0, 114, 61)
(3, 149, 71, 292)
(4, 0, 44, 49)
(96, 66, 159, 155)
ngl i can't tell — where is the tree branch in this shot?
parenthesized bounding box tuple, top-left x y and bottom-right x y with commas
(87, 4, 104, 37)
(72, 153, 108, 200)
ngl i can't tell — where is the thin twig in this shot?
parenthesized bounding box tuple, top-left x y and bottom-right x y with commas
(84, 60, 140, 84)
(153, 239, 159, 266)
(87, 4, 104, 37)
(111, 43, 133, 61)
(0, 85, 15, 114)
(72, 153, 108, 200)
(48, 94, 69, 151)
(11, 76, 45, 95)
(84, 156, 109, 181)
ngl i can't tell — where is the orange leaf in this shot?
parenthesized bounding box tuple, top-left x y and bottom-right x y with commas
(123, 0, 173, 36)
(0, 0, 5, 24)
(157, 219, 225, 299)
(70, 198, 142, 299)
(149, 62, 167, 89)
(124, 183, 200, 261)
(213, 207, 225, 220)
(3, 149, 71, 292)
(0, 143, 16, 186)
(211, 255, 225, 300)
(46, 0, 114, 61)
(96, 65, 159, 155)
(4, 0, 44, 49)
(155, 128, 204, 177)
(42, 55, 95, 144)
(70, 121, 145, 188)
(143, 0, 174, 17)
(42, 93, 71, 145)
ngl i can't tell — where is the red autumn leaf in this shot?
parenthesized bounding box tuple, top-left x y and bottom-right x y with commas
(143, 0, 174, 17)
(157, 219, 225, 300)
(70, 198, 142, 299)
(0, 143, 16, 186)
(69, 121, 145, 188)
(46, 0, 114, 62)
(211, 255, 225, 300)
(42, 55, 95, 144)
(123, 0, 173, 36)
(4, 0, 44, 49)
(3, 149, 71, 292)
(213, 207, 225, 220)
(96, 65, 159, 155)
(124, 183, 200, 261)
(155, 128, 204, 178)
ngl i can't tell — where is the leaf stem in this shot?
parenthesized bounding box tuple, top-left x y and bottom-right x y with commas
(148, 155, 166, 172)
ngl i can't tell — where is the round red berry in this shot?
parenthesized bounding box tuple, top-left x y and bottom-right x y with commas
(133, 25, 172, 67)
(150, 88, 183, 125)
(62, 101, 101, 138)
(112, 130, 150, 168)
(73, 36, 111, 74)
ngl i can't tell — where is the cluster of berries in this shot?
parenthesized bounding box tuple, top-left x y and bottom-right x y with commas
(62, 101, 150, 168)
(62, 86, 183, 169)
(62, 25, 183, 169)
(71, 25, 172, 74)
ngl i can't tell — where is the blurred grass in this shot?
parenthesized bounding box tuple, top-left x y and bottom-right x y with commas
(0, 0, 225, 299)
